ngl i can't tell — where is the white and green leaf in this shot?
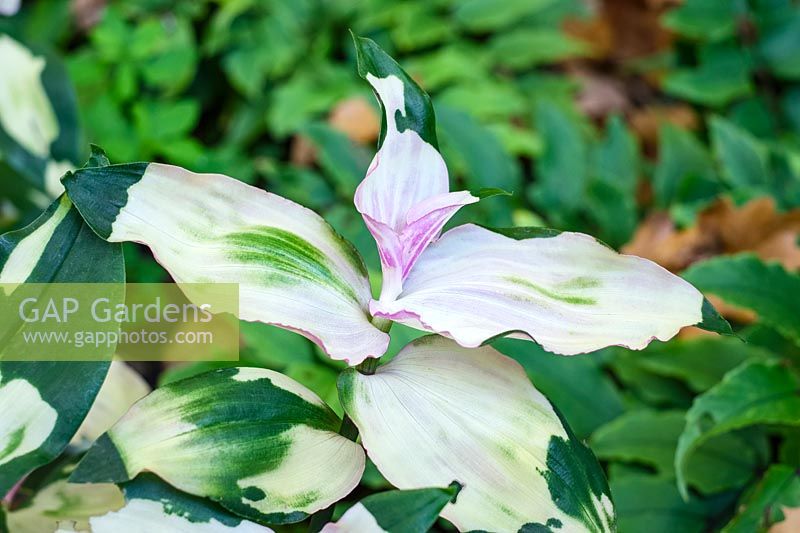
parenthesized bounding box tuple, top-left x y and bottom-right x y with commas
(4, 461, 123, 533)
(371, 224, 726, 356)
(62, 162, 389, 365)
(338, 336, 615, 532)
(88, 474, 272, 532)
(71, 367, 366, 524)
(0, 35, 81, 198)
(0, 181, 123, 495)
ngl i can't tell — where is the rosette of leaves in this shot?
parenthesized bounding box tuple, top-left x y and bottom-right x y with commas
(3, 37, 735, 532)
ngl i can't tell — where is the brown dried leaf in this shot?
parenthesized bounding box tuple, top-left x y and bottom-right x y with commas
(289, 134, 317, 167)
(71, 0, 106, 30)
(575, 71, 630, 119)
(770, 507, 800, 533)
(624, 197, 800, 272)
(630, 105, 699, 150)
(328, 97, 380, 144)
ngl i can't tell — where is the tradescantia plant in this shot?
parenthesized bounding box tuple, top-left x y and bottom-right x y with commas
(0, 35, 731, 532)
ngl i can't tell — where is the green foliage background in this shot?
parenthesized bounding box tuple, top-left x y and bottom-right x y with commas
(2, 0, 800, 531)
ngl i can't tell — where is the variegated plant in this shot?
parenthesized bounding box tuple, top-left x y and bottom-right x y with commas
(0, 36, 730, 532)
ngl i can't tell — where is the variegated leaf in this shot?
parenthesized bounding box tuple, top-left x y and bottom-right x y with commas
(0, 189, 123, 495)
(321, 484, 459, 533)
(4, 460, 123, 533)
(69, 362, 151, 452)
(371, 224, 726, 356)
(338, 336, 615, 532)
(89, 474, 272, 533)
(62, 162, 389, 365)
(71, 367, 366, 524)
(352, 35, 477, 302)
(0, 35, 80, 202)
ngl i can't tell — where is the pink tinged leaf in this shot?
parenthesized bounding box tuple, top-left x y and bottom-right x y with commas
(370, 224, 705, 355)
(355, 74, 477, 300)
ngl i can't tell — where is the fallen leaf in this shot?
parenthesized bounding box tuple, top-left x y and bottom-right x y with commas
(575, 70, 630, 119)
(630, 104, 699, 151)
(770, 506, 800, 533)
(625, 197, 800, 324)
(624, 197, 800, 272)
(71, 0, 106, 30)
(328, 97, 380, 144)
(289, 134, 317, 167)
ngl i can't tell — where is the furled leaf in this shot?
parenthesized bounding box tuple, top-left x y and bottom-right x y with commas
(0, 188, 123, 495)
(675, 360, 800, 498)
(371, 224, 711, 356)
(71, 368, 366, 524)
(723, 465, 800, 532)
(592, 410, 766, 494)
(351, 34, 477, 301)
(89, 474, 271, 532)
(321, 484, 459, 533)
(683, 254, 800, 345)
(338, 336, 615, 532)
(62, 162, 389, 364)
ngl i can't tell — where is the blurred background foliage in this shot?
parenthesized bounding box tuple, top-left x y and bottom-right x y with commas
(2, 0, 800, 531)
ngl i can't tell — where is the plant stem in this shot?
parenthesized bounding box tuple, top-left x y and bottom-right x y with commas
(308, 316, 392, 531)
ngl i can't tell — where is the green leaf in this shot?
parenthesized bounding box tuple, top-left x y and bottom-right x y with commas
(495, 338, 625, 439)
(683, 255, 800, 345)
(653, 124, 719, 209)
(611, 474, 734, 533)
(529, 101, 588, 223)
(301, 122, 372, 195)
(437, 104, 521, 193)
(759, 14, 800, 80)
(631, 336, 767, 393)
(71, 367, 365, 524)
(0, 182, 123, 494)
(592, 410, 766, 494)
(663, 46, 753, 107)
(710, 116, 770, 190)
(454, 0, 558, 32)
(675, 360, 800, 498)
(662, 0, 741, 41)
(487, 28, 588, 70)
(723, 465, 800, 532)
(328, 484, 460, 533)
